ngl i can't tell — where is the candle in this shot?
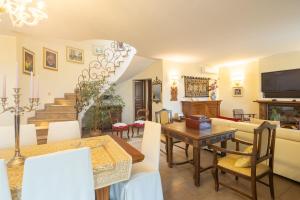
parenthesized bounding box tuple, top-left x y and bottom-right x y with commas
(30, 72, 34, 98)
(2, 75, 6, 98)
(34, 76, 39, 98)
(15, 63, 19, 88)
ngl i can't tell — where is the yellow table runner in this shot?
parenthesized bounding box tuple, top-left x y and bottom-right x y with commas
(0, 135, 132, 200)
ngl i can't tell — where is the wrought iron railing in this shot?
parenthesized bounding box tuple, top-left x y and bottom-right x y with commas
(75, 41, 132, 118)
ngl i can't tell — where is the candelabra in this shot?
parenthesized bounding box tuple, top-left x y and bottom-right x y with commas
(1, 88, 39, 167)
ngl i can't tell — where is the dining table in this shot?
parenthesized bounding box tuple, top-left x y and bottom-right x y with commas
(162, 121, 237, 187)
(0, 134, 144, 200)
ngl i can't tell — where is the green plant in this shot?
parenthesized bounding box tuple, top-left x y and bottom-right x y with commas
(81, 83, 125, 131)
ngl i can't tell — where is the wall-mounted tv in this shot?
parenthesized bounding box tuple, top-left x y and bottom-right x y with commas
(261, 68, 300, 98)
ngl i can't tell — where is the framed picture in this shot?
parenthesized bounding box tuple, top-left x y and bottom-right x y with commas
(22, 48, 35, 75)
(43, 47, 58, 71)
(66, 46, 84, 64)
(233, 87, 243, 97)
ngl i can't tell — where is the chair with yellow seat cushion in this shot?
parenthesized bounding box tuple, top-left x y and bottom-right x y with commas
(155, 109, 189, 159)
(210, 121, 277, 200)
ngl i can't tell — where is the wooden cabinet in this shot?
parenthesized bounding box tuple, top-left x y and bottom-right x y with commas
(181, 100, 222, 118)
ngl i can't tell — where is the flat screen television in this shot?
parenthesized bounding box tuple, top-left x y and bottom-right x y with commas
(261, 68, 300, 98)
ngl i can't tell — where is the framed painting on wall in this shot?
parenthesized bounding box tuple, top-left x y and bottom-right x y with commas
(43, 47, 58, 71)
(22, 47, 35, 75)
(184, 76, 209, 97)
(232, 87, 243, 97)
(66, 46, 84, 64)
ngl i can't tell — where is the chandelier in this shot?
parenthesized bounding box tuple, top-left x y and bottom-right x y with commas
(0, 0, 48, 27)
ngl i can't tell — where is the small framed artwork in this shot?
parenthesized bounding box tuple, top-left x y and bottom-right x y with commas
(23, 47, 35, 75)
(43, 47, 58, 71)
(66, 46, 84, 64)
(233, 87, 243, 97)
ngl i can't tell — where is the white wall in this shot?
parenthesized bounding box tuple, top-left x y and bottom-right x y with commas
(0, 35, 18, 125)
(218, 61, 260, 117)
(162, 60, 218, 114)
(116, 60, 163, 123)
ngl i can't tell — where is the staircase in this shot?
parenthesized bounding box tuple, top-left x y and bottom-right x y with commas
(28, 93, 77, 144)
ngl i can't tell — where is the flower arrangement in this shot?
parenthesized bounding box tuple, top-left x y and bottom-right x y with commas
(208, 79, 218, 100)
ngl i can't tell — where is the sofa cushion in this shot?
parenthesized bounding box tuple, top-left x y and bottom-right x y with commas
(211, 118, 233, 127)
(276, 128, 300, 142)
(230, 122, 259, 133)
(249, 118, 280, 127)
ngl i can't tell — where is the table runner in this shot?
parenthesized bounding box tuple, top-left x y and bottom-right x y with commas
(0, 135, 132, 200)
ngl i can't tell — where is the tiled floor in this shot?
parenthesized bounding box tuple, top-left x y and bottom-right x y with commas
(159, 145, 300, 200)
(127, 134, 299, 200)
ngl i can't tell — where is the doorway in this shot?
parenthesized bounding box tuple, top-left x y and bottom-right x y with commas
(134, 79, 152, 120)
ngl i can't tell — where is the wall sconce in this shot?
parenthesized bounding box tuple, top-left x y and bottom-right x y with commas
(231, 72, 244, 87)
(170, 75, 178, 101)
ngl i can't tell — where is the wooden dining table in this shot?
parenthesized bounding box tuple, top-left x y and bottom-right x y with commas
(0, 134, 144, 200)
(162, 122, 236, 187)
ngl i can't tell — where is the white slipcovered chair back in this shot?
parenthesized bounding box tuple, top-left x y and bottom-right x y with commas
(141, 121, 161, 171)
(0, 159, 12, 200)
(0, 124, 37, 149)
(47, 121, 81, 143)
(21, 147, 95, 200)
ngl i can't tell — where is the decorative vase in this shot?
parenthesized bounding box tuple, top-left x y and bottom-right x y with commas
(210, 91, 217, 101)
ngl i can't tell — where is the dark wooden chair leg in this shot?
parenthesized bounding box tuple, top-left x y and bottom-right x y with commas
(137, 127, 140, 135)
(127, 128, 130, 139)
(212, 167, 219, 191)
(269, 172, 275, 199)
(131, 127, 135, 138)
(235, 176, 239, 181)
(251, 177, 257, 200)
(120, 131, 123, 139)
(185, 144, 189, 158)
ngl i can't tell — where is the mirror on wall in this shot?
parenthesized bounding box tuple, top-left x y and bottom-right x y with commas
(152, 76, 162, 103)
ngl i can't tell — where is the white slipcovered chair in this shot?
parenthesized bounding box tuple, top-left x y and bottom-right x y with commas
(47, 120, 81, 143)
(21, 147, 95, 200)
(0, 124, 37, 148)
(0, 159, 12, 200)
(110, 121, 164, 200)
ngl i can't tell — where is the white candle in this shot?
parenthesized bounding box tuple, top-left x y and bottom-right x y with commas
(34, 76, 39, 98)
(30, 72, 34, 98)
(2, 75, 6, 98)
(15, 63, 19, 88)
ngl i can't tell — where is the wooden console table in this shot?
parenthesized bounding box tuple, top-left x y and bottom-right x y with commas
(182, 100, 221, 118)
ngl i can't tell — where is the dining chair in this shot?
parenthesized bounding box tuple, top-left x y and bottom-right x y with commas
(110, 121, 163, 200)
(47, 121, 81, 143)
(109, 110, 130, 139)
(210, 121, 277, 200)
(233, 109, 256, 121)
(155, 109, 189, 159)
(0, 124, 37, 149)
(21, 147, 95, 200)
(131, 108, 149, 137)
(0, 159, 12, 200)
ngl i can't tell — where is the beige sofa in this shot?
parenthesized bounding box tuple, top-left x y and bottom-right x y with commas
(211, 118, 300, 182)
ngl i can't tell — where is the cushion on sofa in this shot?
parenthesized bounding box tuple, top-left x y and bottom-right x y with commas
(276, 128, 300, 142)
(230, 122, 259, 133)
(249, 118, 280, 127)
(211, 118, 233, 127)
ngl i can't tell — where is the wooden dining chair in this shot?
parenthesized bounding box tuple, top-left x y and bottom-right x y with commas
(155, 109, 189, 159)
(0, 159, 12, 200)
(210, 121, 277, 200)
(109, 110, 130, 139)
(131, 109, 149, 137)
(233, 109, 256, 121)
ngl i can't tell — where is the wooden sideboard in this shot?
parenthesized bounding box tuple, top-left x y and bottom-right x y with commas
(181, 100, 222, 118)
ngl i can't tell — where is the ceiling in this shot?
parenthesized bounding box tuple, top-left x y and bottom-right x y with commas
(1, 0, 300, 65)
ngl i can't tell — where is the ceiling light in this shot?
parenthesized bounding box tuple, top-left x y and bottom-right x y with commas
(0, 0, 48, 27)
